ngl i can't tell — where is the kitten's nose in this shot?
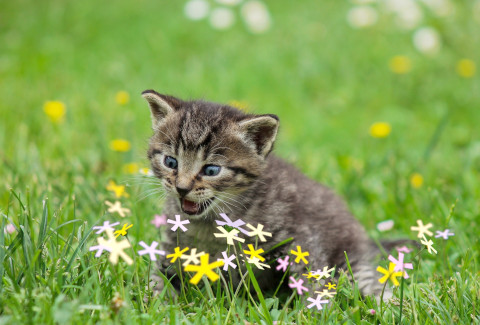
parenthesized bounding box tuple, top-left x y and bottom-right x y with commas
(176, 186, 191, 197)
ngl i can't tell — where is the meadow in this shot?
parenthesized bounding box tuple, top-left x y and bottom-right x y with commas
(1, 0, 479, 323)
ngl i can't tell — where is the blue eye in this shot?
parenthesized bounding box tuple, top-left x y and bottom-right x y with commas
(164, 156, 178, 169)
(203, 165, 221, 176)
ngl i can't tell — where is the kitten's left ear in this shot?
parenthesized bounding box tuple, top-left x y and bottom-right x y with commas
(239, 114, 279, 157)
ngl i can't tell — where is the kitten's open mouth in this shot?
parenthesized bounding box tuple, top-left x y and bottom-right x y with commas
(180, 198, 214, 215)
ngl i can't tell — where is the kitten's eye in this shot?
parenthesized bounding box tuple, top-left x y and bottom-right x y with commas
(164, 156, 178, 169)
(203, 165, 221, 176)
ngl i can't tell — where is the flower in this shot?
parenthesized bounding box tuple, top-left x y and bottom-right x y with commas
(43, 101, 66, 123)
(420, 235, 437, 254)
(388, 252, 413, 279)
(435, 229, 454, 240)
(109, 139, 131, 152)
(314, 289, 336, 298)
(246, 257, 270, 270)
(123, 163, 139, 174)
(92, 221, 120, 234)
(95, 229, 133, 265)
(137, 241, 165, 261)
(389, 56, 411, 74)
(115, 91, 130, 105)
(213, 226, 245, 245)
(106, 180, 129, 198)
(325, 282, 336, 290)
(369, 122, 392, 138)
(412, 27, 441, 55)
(180, 248, 206, 266)
(167, 247, 189, 263)
(209, 7, 235, 30)
(377, 220, 394, 232)
(215, 213, 249, 235)
(184, 0, 210, 21)
(410, 219, 433, 238)
(184, 254, 225, 285)
(276, 256, 291, 272)
(246, 223, 272, 242)
(456, 59, 476, 78)
(105, 200, 131, 218)
(241, 1, 272, 34)
(290, 245, 310, 265)
(113, 223, 133, 238)
(5, 223, 16, 234)
(288, 276, 309, 295)
(302, 272, 320, 279)
(346, 6, 378, 28)
(313, 266, 335, 279)
(306, 295, 329, 311)
(410, 173, 424, 188)
(167, 215, 190, 232)
(151, 214, 167, 228)
(396, 246, 412, 253)
(218, 251, 237, 271)
(243, 244, 265, 262)
(377, 262, 404, 286)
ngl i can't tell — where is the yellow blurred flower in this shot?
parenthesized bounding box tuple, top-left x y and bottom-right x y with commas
(43, 101, 66, 123)
(109, 139, 131, 152)
(369, 122, 391, 138)
(410, 173, 424, 189)
(123, 163, 139, 174)
(456, 59, 476, 78)
(228, 100, 249, 111)
(115, 91, 130, 105)
(389, 56, 412, 74)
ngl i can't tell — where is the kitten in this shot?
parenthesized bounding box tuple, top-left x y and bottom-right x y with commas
(142, 89, 387, 298)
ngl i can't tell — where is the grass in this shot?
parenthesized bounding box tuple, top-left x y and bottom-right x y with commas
(1, 0, 479, 323)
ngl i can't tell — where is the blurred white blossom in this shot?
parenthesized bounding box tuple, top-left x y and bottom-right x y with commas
(215, 0, 243, 6)
(184, 0, 210, 21)
(210, 7, 236, 30)
(241, 1, 271, 33)
(413, 27, 441, 55)
(347, 6, 378, 28)
(384, 0, 423, 30)
(421, 0, 454, 17)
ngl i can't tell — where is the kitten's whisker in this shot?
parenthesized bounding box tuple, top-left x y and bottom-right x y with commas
(216, 193, 248, 211)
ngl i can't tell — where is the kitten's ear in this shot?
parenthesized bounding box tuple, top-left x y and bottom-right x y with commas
(239, 114, 279, 157)
(141, 90, 181, 128)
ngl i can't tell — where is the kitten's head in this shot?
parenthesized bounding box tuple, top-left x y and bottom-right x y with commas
(142, 90, 279, 218)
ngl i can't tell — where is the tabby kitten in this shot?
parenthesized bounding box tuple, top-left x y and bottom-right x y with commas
(143, 89, 386, 297)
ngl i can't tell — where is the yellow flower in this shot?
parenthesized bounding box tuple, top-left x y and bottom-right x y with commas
(123, 163, 139, 174)
(109, 139, 131, 152)
(106, 180, 129, 198)
(456, 59, 476, 78)
(389, 56, 412, 74)
(228, 100, 249, 111)
(377, 262, 404, 287)
(410, 173, 424, 188)
(115, 91, 130, 105)
(43, 101, 66, 123)
(369, 122, 391, 138)
(184, 254, 224, 285)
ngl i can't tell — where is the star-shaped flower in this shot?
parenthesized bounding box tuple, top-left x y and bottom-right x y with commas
(314, 289, 336, 298)
(137, 241, 165, 261)
(396, 246, 412, 253)
(410, 219, 433, 238)
(105, 200, 131, 217)
(215, 213, 249, 235)
(151, 214, 167, 228)
(290, 246, 309, 265)
(106, 180, 129, 198)
(435, 229, 454, 240)
(217, 251, 237, 271)
(388, 252, 413, 279)
(96, 229, 133, 265)
(377, 262, 404, 286)
(167, 215, 190, 232)
(89, 244, 111, 257)
(312, 266, 335, 280)
(213, 226, 245, 245)
(184, 254, 225, 285)
(113, 223, 133, 238)
(288, 276, 309, 295)
(306, 295, 329, 311)
(243, 244, 265, 262)
(92, 221, 120, 234)
(166, 246, 189, 263)
(325, 282, 336, 290)
(302, 272, 320, 279)
(246, 257, 270, 270)
(246, 223, 272, 242)
(420, 235, 437, 255)
(276, 255, 292, 272)
(180, 248, 205, 266)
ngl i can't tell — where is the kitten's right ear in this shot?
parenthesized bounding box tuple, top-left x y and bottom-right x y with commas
(141, 90, 181, 128)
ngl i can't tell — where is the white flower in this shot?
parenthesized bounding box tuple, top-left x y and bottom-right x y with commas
(210, 7, 236, 30)
(241, 1, 271, 33)
(421, 0, 454, 17)
(377, 220, 394, 232)
(347, 6, 378, 28)
(184, 0, 210, 21)
(384, 0, 423, 30)
(412, 27, 441, 55)
(215, 0, 243, 6)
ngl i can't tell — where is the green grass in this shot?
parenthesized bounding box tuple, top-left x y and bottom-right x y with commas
(1, 0, 480, 323)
